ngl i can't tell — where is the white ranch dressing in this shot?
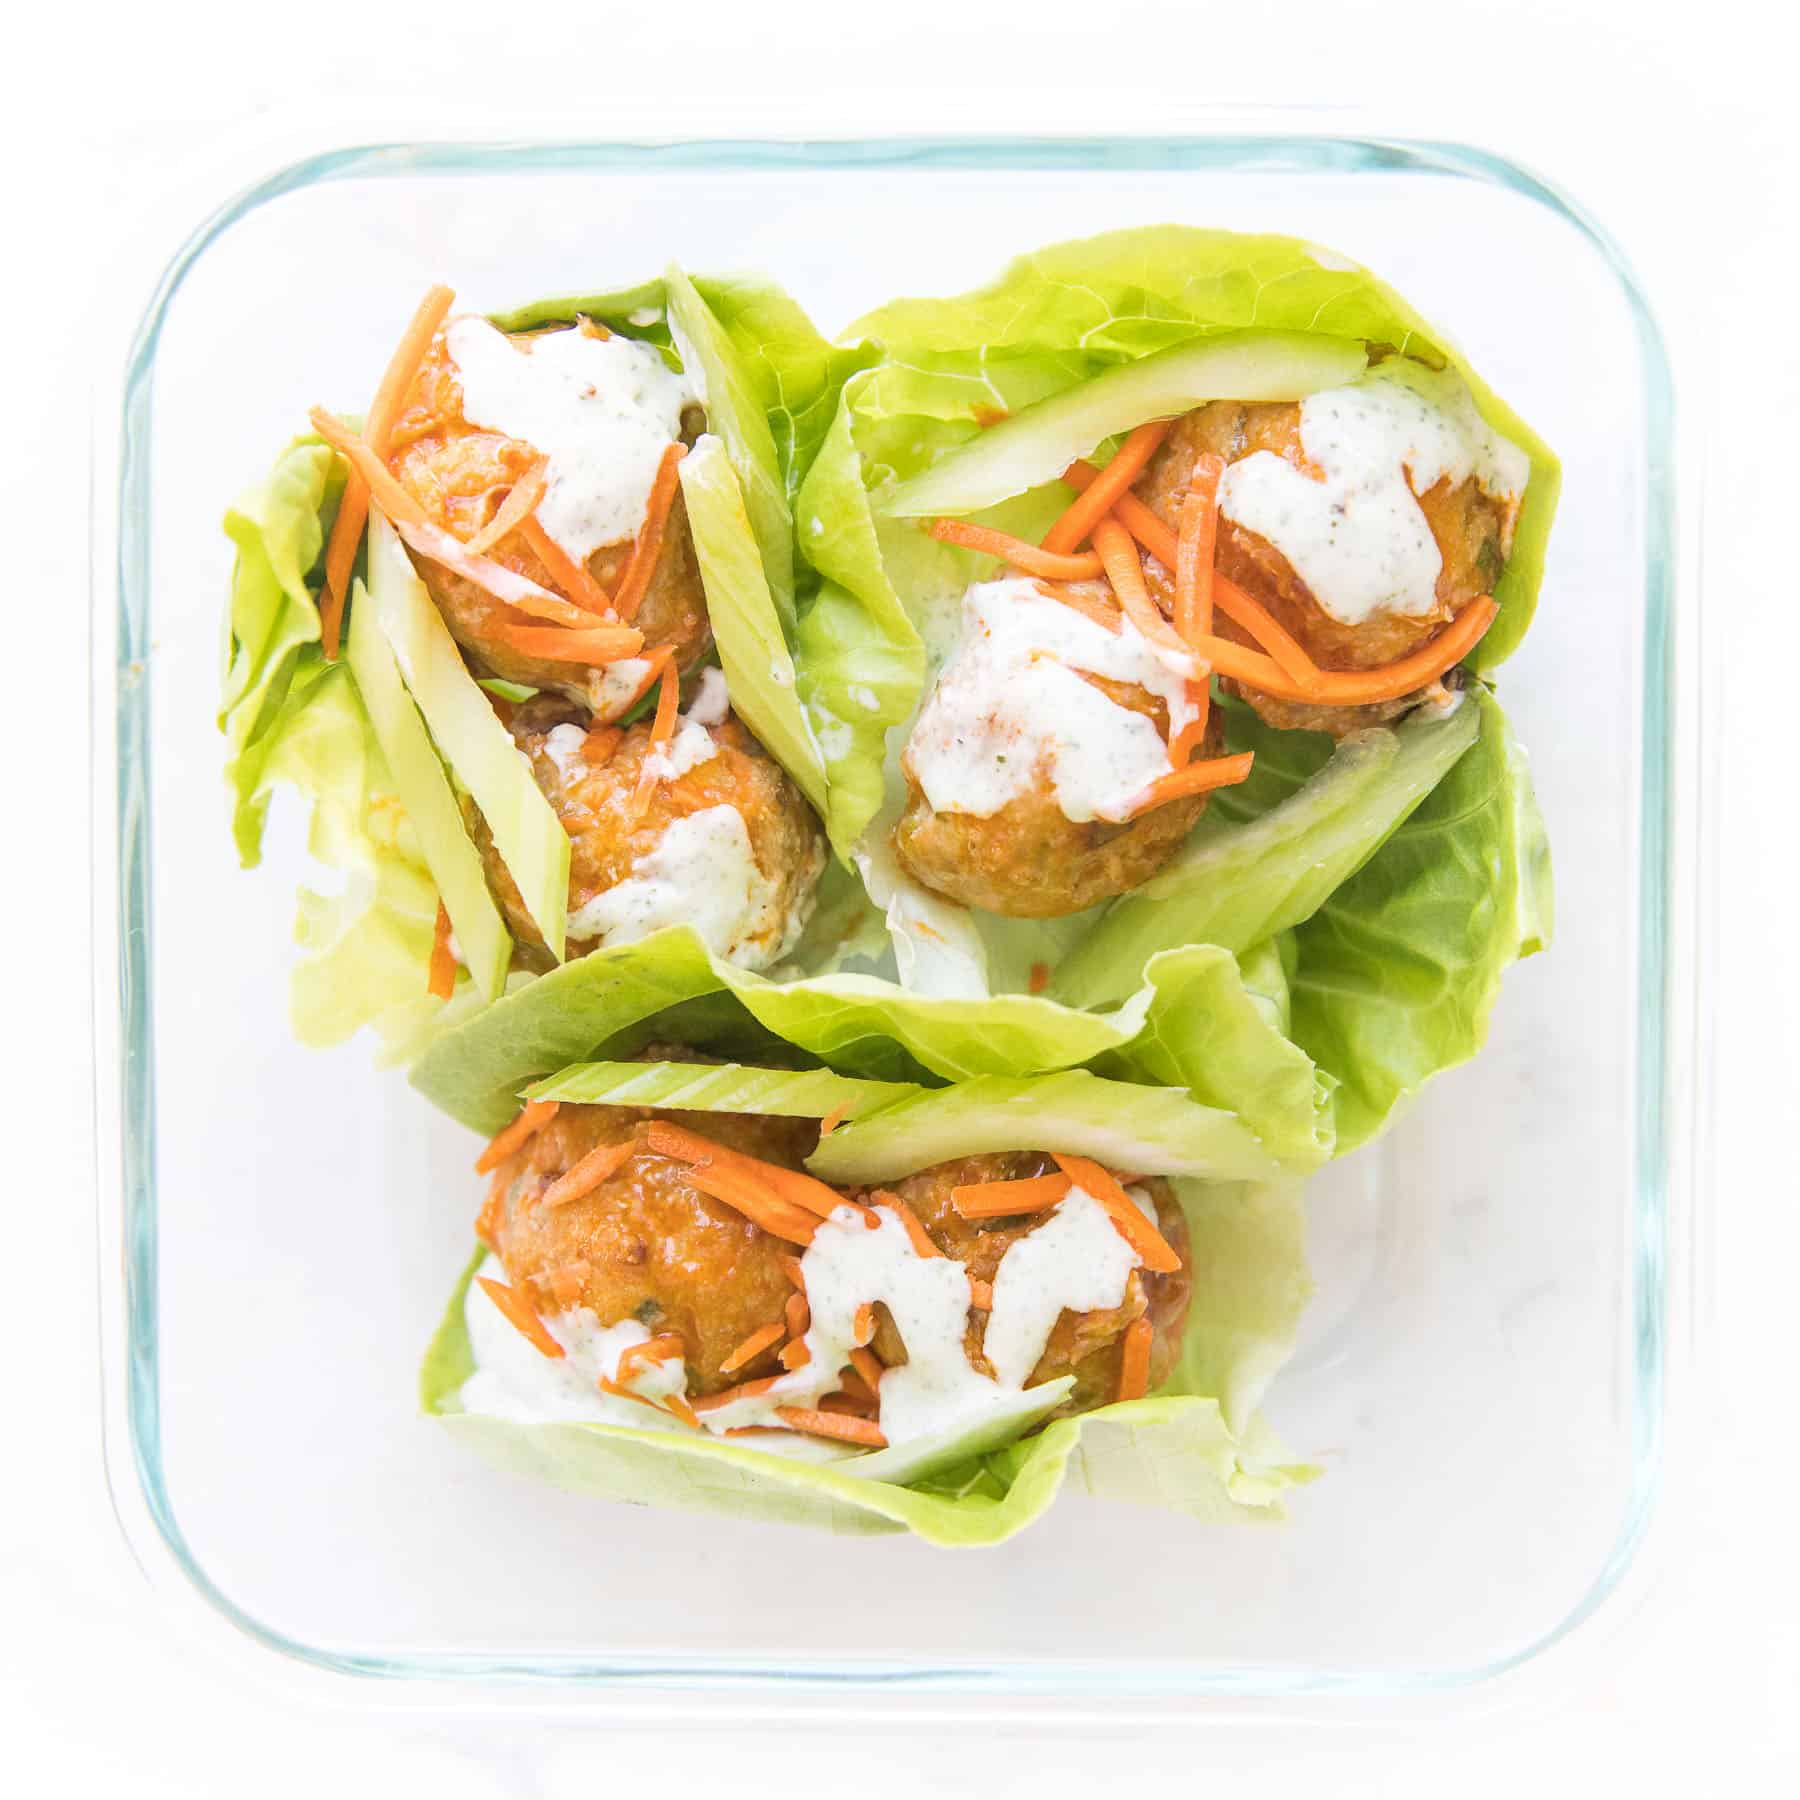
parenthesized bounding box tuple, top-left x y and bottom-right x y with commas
(541, 723, 589, 784)
(703, 1186, 1147, 1445)
(642, 718, 720, 783)
(446, 318, 694, 563)
(685, 665, 731, 725)
(564, 804, 813, 968)
(905, 577, 1198, 826)
(592, 657, 653, 721)
(1219, 360, 1529, 626)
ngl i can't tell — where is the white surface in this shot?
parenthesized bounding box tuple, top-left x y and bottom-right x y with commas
(3, 1, 1797, 1793)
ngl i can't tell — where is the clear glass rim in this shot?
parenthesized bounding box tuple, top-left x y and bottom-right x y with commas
(102, 130, 1683, 1699)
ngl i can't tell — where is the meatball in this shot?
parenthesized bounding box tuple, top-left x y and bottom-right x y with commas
(486, 1099, 814, 1396)
(892, 578, 1224, 918)
(1135, 383, 1517, 735)
(878, 1153, 1193, 1416)
(477, 694, 826, 970)
(385, 324, 711, 713)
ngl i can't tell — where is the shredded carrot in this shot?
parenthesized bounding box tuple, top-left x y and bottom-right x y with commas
(597, 1374, 664, 1414)
(1027, 961, 1051, 995)
(1204, 583, 1325, 693)
(520, 514, 615, 616)
(687, 1167, 817, 1247)
(643, 1122, 849, 1223)
(1063, 462, 1180, 568)
(950, 1172, 1073, 1219)
(1124, 751, 1256, 819)
(1042, 422, 1172, 555)
(580, 726, 623, 767)
(476, 1277, 564, 1359)
(1117, 1316, 1153, 1402)
(780, 1338, 811, 1370)
(1173, 453, 1224, 647)
(819, 1391, 876, 1419)
(691, 1373, 783, 1414)
(774, 1406, 887, 1449)
(495, 622, 646, 665)
(1167, 688, 1212, 767)
(720, 1321, 786, 1374)
(465, 461, 550, 556)
(1091, 518, 1202, 672)
(663, 1391, 702, 1429)
(786, 1292, 811, 1344)
(628, 658, 683, 822)
(616, 1334, 686, 1384)
(540, 1138, 637, 1210)
(834, 1366, 876, 1405)
(427, 900, 456, 999)
(873, 1191, 941, 1259)
(851, 1302, 877, 1347)
(577, 315, 612, 340)
(474, 1170, 507, 1251)
(317, 285, 455, 659)
(310, 407, 433, 527)
(474, 1100, 559, 1175)
(967, 1278, 994, 1312)
(1051, 1154, 1183, 1274)
(609, 645, 673, 719)
(928, 519, 1105, 581)
(611, 442, 687, 621)
(849, 1346, 885, 1394)
(817, 1102, 850, 1139)
(779, 1253, 807, 1292)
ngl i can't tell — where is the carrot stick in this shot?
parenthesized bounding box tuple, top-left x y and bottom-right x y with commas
(612, 443, 687, 621)
(465, 461, 549, 556)
(967, 1278, 994, 1312)
(427, 900, 457, 999)
(773, 1406, 887, 1449)
(1042, 422, 1171, 555)
(818, 1392, 876, 1419)
(1204, 584, 1325, 693)
(539, 1138, 637, 1210)
(852, 1302, 876, 1347)
(1044, 584, 1124, 634)
(780, 1338, 811, 1370)
(779, 1253, 807, 1292)
(616, 1334, 686, 1384)
(817, 1103, 850, 1139)
(686, 1168, 818, 1247)
(928, 519, 1105, 581)
(950, 1172, 1073, 1219)
(1063, 462, 1180, 568)
(720, 1321, 786, 1374)
(597, 1374, 665, 1414)
(1167, 690, 1212, 767)
(1117, 1316, 1153, 1402)
(496, 623, 646, 665)
(629, 658, 683, 822)
(643, 1122, 849, 1223)
(849, 1347, 885, 1394)
(691, 1374, 783, 1414)
(476, 1277, 564, 1359)
(1174, 453, 1224, 646)
(539, 1261, 591, 1308)
(872, 1191, 941, 1259)
(1051, 1154, 1182, 1274)
(520, 513, 615, 616)
(1091, 518, 1203, 674)
(474, 1099, 559, 1175)
(1124, 752, 1256, 819)
(318, 285, 455, 659)
(663, 1391, 702, 1430)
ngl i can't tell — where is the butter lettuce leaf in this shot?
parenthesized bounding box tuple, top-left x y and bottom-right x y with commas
(421, 1174, 1314, 1546)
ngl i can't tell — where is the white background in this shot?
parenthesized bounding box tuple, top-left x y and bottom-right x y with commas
(3, 1, 1795, 1792)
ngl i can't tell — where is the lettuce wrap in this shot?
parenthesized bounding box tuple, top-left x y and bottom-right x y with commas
(220, 272, 869, 1049)
(422, 1064, 1316, 1544)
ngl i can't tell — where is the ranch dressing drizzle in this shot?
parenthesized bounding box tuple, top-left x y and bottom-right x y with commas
(1218, 360, 1529, 625)
(563, 803, 817, 969)
(905, 577, 1198, 826)
(703, 1185, 1146, 1445)
(446, 318, 694, 563)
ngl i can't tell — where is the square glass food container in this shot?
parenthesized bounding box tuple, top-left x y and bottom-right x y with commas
(92, 132, 1692, 1708)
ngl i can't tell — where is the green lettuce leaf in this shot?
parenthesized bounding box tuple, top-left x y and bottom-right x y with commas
(407, 926, 1333, 1172)
(677, 434, 829, 821)
(420, 1172, 1314, 1546)
(525, 1059, 919, 1118)
(1284, 686, 1553, 1150)
(1051, 695, 1481, 1009)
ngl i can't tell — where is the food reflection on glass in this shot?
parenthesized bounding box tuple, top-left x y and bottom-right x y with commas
(221, 229, 1556, 1543)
